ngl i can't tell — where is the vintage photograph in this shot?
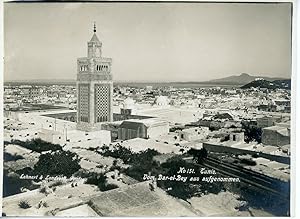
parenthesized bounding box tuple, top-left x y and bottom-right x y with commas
(2, 1, 293, 217)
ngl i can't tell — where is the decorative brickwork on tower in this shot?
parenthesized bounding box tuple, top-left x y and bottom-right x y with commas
(76, 24, 113, 131)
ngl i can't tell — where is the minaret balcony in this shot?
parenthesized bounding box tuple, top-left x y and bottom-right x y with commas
(77, 73, 112, 81)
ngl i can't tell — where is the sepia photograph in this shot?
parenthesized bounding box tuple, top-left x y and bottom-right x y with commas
(2, 1, 294, 217)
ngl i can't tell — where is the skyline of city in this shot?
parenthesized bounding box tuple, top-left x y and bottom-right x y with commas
(2, 2, 293, 216)
(4, 2, 292, 82)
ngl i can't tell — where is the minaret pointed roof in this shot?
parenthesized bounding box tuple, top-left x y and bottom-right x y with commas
(90, 22, 100, 42)
(90, 33, 100, 42)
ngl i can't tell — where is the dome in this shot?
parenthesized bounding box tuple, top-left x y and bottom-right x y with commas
(123, 98, 135, 109)
(155, 96, 169, 106)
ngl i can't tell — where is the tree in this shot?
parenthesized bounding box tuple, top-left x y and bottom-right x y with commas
(131, 148, 160, 165)
(18, 200, 31, 209)
(123, 149, 160, 181)
(85, 172, 118, 191)
(158, 157, 200, 201)
(100, 144, 134, 164)
(33, 151, 80, 177)
(242, 123, 262, 143)
(165, 183, 198, 201)
(112, 159, 118, 166)
(187, 148, 208, 164)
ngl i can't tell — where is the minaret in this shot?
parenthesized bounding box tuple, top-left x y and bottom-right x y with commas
(76, 23, 113, 131)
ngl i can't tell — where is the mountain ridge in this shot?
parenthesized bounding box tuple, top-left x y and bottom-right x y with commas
(206, 73, 287, 85)
(241, 79, 291, 90)
(4, 73, 289, 86)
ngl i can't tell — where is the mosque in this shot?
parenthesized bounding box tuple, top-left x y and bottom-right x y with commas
(42, 24, 169, 142)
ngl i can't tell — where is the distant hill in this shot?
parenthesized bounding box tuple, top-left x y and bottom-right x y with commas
(4, 79, 76, 86)
(241, 79, 291, 90)
(206, 73, 286, 85)
(272, 79, 292, 89)
(4, 73, 289, 87)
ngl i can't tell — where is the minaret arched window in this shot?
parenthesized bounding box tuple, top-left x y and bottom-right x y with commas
(80, 65, 87, 72)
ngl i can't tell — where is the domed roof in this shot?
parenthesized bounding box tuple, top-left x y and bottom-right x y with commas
(155, 96, 169, 105)
(123, 98, 135, 109)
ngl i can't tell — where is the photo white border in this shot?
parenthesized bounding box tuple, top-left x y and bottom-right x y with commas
(0, 0, 297, 218)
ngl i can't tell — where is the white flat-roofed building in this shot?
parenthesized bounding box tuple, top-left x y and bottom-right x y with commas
(38, 128, 111, 147)
(118, 118, 169, 140)
(38, 128, 63, 145)
(179, 127, 209, 142)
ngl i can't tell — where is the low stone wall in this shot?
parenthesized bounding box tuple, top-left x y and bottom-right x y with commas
(203, 143, 290, 164)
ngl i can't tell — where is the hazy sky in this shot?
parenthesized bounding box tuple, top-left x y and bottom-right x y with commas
(4, 2, 292, 82)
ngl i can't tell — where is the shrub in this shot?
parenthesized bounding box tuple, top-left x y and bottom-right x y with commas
(49, 181, 64, 188)
(85, 172, 118, 191)
(101, 183, 118, 191)
(165, 183, 198, 201)
(11, 138, 62, 153)
(242, 123, 262, 143)
(122, 149, 161, 181)
(100, 145, 160, 166)
(86, 172, 107, 186)
(113, 159, 118, 166)
(100, 144, 134, 164)
(4, 141, 11, 145)
(220, 135, 230, 142)
(187, 148, 208, 164)
(4, 152, 24, 162)
(74, 169, 91, 178)
(15, 167, 33, 175)
(39, 186, 47, 194)
(240, 158, 257, 166)
(33, 150, 80, 177)
(18, 200, 31, 209)
(169, 127, 183, 132)
(109, 165, 121, 172)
